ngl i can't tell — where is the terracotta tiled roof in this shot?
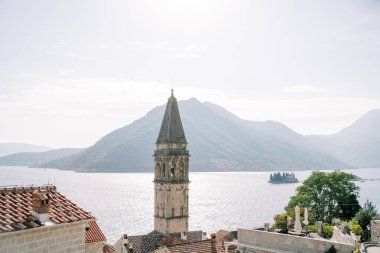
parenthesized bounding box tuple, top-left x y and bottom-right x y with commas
(127, 230, 165, 253)
(166, 230, 237, 253)
(124, 230, 206, 253)
(0, 185, 94, 233)
(214, 230, 237, 253)
(158, 235, 189, 247)
(167, 239, 216, 253)
(103, 243, 115, 253)
(186, 230, 204, 242)
(85, 221, 107, 243)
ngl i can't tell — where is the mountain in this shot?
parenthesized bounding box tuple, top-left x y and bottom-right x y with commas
(0, 143, 52, 157)
(0, 148, 84, 166)
(40, 98, 348, 172)
(308, 109, 380, 168)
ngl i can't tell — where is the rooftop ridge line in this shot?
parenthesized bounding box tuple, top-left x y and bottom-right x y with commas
(0, 184, 57, 193)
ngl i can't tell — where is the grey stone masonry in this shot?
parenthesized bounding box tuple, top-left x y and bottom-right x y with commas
(156, 90, 187, 144)
(0, 221, 87, 253)
(372, 219, 380, 243)
(85, 241, 104, 253)
(154, 91, 190, 234)
(237, 228, 355, 253)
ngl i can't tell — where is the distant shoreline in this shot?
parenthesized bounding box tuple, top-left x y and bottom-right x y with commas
(1, 165, 379, 174)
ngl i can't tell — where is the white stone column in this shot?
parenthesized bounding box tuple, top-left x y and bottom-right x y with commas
(317, 221, 323, 236)
(294, 206, 302, 234)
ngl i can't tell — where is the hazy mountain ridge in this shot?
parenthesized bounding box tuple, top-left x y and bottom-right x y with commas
(308, 109, 380, 168)
(0, 143, 52, 157)
(39, 98, 349, 172)
(0, 148, 84, 166)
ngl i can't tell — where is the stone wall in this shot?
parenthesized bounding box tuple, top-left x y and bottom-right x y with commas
(0, 221, 86, 253)
(237, 228, 355, 253)
(113, 237, 123, 253)
(154, 216, 188, 234)
(85, 241, 104, 253)
(154, 183, 189, 233)
(371, 219, 380, 243)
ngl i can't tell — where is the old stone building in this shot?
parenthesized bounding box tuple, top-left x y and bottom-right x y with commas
(114, 230, 206, 253)
(154, 89, 190, 234)
(153, 230, 237, 253)
(0, 185, 111, 253)
(230, 228, 355, 253)
(114, 91, 211, 253)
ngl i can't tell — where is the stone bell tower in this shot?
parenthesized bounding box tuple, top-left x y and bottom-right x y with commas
(154, 90, 190, 234)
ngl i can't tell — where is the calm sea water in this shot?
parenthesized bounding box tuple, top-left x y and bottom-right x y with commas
(1, 166, 379, 244)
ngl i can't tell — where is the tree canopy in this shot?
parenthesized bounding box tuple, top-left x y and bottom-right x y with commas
(285, 171, 360, 223)
(355, 200, 378, 230)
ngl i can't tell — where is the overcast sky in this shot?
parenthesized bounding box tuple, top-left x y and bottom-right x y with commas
(0, 0, 379, 148)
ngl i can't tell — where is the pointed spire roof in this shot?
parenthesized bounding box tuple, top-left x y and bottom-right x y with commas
(156, 90, 187, 144)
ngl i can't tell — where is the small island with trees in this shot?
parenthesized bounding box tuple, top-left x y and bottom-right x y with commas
(269, 172, 299, 184)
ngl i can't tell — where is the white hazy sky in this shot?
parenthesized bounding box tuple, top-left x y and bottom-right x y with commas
(1, 0, 380, 148)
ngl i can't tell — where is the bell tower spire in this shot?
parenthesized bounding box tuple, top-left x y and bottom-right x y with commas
(154, 91, 190, 234)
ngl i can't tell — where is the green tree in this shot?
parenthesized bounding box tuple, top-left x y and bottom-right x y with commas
(338, 193, 361, 220)
(355, 200, 377, 231)
(285, 171, 360, 223)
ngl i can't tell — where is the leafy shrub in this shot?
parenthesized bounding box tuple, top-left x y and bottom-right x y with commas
(322, 225, 334, 238)
(350, 224, 362, 236)
(308, 224, 317, 233)
(273, 213, 288, 231)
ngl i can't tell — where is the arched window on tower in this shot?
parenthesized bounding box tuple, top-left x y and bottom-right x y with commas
(180, 161, 184, 178)
(170, 161, 175, 177)
(172, 208, 175, 217)
(162, 163, 166, 177)
(180, 206, 184, 216)
(156, 163, 160, 178)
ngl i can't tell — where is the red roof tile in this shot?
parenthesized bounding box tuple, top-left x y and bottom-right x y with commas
(103, 243, 115, 253)
(166, 230, 237, 253)
(166, 239, 216, 253)
(214, 230, 237, 253)
(0, 185, 94, 233)
(158, 235, 189, 246)
(85, 221, 107, 243)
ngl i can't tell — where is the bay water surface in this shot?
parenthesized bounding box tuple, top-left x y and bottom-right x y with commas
(1, 166, 379, 244)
